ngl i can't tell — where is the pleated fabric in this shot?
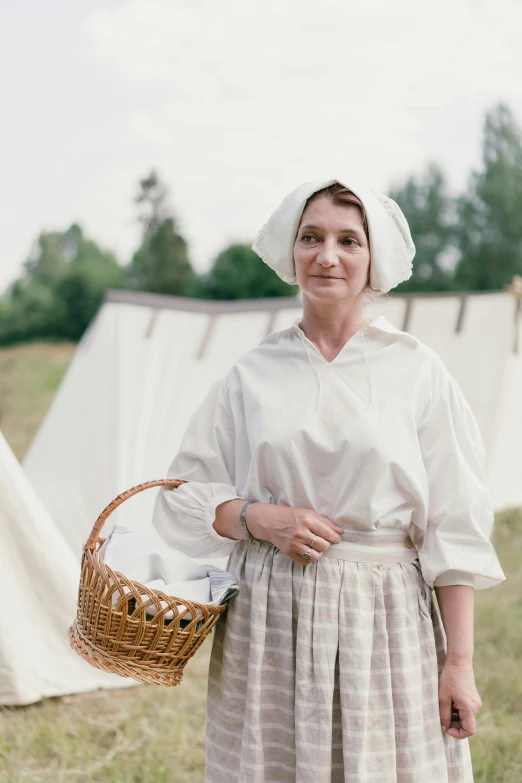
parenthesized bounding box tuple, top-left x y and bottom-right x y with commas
(204, 539, 474, 783)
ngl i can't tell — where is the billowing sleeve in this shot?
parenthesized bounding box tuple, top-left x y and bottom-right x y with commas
(152, 374, 243, 558)
(416, 361, 506, 590)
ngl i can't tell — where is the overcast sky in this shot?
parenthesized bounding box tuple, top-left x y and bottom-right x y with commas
(1, 0, 522, 293)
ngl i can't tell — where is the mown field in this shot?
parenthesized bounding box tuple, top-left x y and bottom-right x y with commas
(0, 342, 521, 782)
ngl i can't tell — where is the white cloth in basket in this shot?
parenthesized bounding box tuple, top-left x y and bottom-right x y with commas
(98, 526, 239, 621)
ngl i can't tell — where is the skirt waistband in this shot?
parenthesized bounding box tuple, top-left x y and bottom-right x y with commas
(320, 529, 418, 563)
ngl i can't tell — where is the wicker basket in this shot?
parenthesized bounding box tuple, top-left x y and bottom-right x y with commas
(69, 479, 229, 686)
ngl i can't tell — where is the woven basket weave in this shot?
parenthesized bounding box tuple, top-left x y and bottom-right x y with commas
(69, 479, 228, 686)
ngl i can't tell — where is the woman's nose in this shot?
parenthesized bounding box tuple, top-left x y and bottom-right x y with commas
(317, 238, 339, 265)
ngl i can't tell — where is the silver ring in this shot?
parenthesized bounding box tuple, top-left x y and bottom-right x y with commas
(309, 534, 317, 548)
(300, 549, 312, 562)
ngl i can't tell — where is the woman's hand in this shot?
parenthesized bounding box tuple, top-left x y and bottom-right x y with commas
(246, 503, 343, 566)
(439, 661, 482, 739)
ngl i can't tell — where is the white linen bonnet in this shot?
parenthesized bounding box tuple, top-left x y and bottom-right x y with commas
(251, 176, 415, 294)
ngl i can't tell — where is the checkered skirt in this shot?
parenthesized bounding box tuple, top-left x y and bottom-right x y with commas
(204, 537, 474, 783)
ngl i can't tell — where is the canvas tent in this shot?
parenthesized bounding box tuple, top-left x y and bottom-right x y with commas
(0, 430, 135, 706)
(23, 286, 522, 572)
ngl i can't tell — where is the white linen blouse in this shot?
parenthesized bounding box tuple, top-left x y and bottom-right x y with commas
(152, 313, 506, 591)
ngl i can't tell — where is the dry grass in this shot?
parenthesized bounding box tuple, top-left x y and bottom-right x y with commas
(0, 645, 211, 783)
(0, 341, 75, 460)
(0, 341, 521, 782)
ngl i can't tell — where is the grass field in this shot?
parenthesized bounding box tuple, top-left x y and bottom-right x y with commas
(0, 341, 76, 461)
(0, 342, 521, 782)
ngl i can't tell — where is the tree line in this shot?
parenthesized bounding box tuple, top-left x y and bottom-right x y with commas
(1, 102, 521, 346)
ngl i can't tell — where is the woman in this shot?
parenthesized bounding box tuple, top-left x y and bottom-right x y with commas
(152, 177, 506, 783)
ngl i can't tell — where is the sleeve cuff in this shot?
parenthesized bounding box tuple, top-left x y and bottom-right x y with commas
(434, 570, 476, 588)
(204, 487, 243, 544)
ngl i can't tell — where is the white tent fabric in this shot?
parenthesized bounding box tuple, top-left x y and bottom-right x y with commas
(487, 305, 522, 510)
(23, 288, 522, 571)
(405, 291, 514, 457)
(0, 430, 135, 706)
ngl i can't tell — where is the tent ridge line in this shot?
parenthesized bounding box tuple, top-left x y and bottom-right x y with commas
(104, 288, 509, 315)
(105, 290, 302, 314)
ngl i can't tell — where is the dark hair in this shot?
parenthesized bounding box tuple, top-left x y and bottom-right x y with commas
(303, 183, 370, 242)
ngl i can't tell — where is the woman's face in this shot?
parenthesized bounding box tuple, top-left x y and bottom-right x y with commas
(293, 197, 370, 302)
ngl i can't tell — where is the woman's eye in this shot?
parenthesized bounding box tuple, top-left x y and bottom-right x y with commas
(301, 234, 358, 246)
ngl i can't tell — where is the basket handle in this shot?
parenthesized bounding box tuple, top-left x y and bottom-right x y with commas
(85, 478, 188, 551)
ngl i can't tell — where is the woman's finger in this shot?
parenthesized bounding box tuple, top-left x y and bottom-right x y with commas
(446, 706, 476, 739)
(303, 522, 343, 546)
(302, 531, 337, 553)
(439, 694, 453, 734)
(317, 514, 344, 535)
(292, 544, 322, 567)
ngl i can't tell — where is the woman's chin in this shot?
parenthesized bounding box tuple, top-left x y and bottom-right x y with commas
(303, 280, 360, 299)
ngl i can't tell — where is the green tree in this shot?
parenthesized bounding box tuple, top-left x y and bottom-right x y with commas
(201, 243, 298, 300)
(129, 217, 196, 295)
(128, 170, 197, 295)
(0, 223, 124, 345)
(24, 231, 67, 285)
(134, 169, 170, 236)
(55, 249, 124, 340)
(454, 103, 522, 290)
(22, 226, 75, 284)
(389, 163, 457, 292)
(0, 280, 62, 343)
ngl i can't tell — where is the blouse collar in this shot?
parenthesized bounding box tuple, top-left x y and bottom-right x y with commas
(288, 314, 419, 413)
(289, 314, 419, 347)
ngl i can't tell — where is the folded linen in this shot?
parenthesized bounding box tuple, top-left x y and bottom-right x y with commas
(99, 526, 239, 622)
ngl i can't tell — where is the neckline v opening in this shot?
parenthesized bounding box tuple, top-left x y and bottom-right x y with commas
(294, 319, 374, 366)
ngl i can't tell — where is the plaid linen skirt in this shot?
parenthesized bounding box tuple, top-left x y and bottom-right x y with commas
(204, 530, 475, 783)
